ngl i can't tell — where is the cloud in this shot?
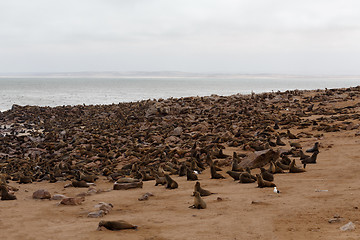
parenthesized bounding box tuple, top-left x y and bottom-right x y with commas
(0, 0, 360, 74)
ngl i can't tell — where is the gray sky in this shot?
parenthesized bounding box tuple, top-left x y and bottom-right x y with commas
(1, 0, 360, 75)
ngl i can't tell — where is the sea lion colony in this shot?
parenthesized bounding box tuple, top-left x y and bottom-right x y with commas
(0, 86, 360, 230)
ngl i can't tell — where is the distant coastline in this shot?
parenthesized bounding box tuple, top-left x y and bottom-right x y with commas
(0, 71, 360, 79)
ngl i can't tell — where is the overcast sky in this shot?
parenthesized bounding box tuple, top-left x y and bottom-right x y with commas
(1, 0, 360, 75)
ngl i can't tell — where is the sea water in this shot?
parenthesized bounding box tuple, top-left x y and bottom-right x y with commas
(0, 77, 359, 112)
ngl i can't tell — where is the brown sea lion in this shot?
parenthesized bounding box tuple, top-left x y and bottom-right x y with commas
(289, 160, 306, 173)
(210, 165, 225, 179)
(178, 163, 187, 176)
(0, 184, 16, 200)
(164, 174, 178, 189)
(301, 151, 319, 168)
(226, 170, 241, 181)
(186, 168, 198, 181)
(140, 170, 155, 181)
(276, 161, 289, 170)
(239, 172, 256, 183)
(194, 181, 213, 196)
(154, 174, 166, 186)
(256, 174, 276, 188)
(269, 161, 284, 174)
(97, 220, 137, 231)
(19, 175, 32, 184)
(276, 135, 286, 146)
(260, 167, 274, 181)
(71, 180, 89, 188)
(306, 142, 319, 153)
(190, 191, 207, 209)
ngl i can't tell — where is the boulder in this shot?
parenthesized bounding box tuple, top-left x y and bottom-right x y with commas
(32, 189, 51, 199)
(238, 149, 279, 169)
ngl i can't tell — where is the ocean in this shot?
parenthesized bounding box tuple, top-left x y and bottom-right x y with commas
(0, 77, 359, 112)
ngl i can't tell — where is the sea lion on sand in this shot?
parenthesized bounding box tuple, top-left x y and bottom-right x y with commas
(260, 167, 274, 181)
(276, 135, 286, 146)
(164, 174, 178, 189)
(226, 170, 241, 180)
(232, 153, 244, 172)
(306, 142, 319, 153)
(140, 170, 155, 181)
(276, 161, 289, 170)
(245, 167, 257, 181)
(19, 175, 32, 184)
(269, 161, 284, 174)
(0, 184, 16, 200)
(98, 220, 137, 231)
(194, 181, 213, 196)
(178, 163, 187, 176)
(239, 172, 256, 183)
(154, 174, 166, 186)
(71, 180, 90, 188)
(289, 160, 306, 173)
(301, 151, 319, 168)
(256, 174, 276, 188)
(210, 165, 225, 179)
(186, 169, 198, 181)
(190, 191, 207, 209)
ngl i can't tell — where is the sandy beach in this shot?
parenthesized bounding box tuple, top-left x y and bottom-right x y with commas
(1, 87, 360, 240)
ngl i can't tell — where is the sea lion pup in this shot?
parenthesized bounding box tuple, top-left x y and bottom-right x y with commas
(306, 142, 319, 153)
(256, 174, 276, 188)
(289, 160, 306, 173)
(194, 181, 214, 196)
(210, 165, 225, 179)
(276, 135, 286, 146)
(287, 130, 298, 139)
(71, 180, 90, 188)
(260, 167, 274, 182)
(164, 174, 178, 189)
(190, 191, 207, 209)
(19, 175, 32, 184)
(186, 168, 198, 181)
(232, 152, 244, 172)
(140, 170, 155, 181)
(98, 220, 137, 231)
(0, 184, 16, 200)
(226, 170, 241, 181)
(269, 161, 284, 174)
(154, 174, 166, 186)
(276, 161, 289, 170)
(178, 163, 187, 177)
(239, 172, 256, 183)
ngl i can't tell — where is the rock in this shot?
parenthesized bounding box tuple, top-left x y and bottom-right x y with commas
(328, 218, 342, 223)
(239, 149, 280, 169)
(138, 192, 154, 201)
(340, 221, 356, 231)
(171, 127, 183, 136)
(88, 210, 106, 218)
(60, 197, 85, 205)
(113, 181, 143, 190)
(95, 202, 113, 214)
(51, 194, 67, 200)
(32, 189, 51, 199)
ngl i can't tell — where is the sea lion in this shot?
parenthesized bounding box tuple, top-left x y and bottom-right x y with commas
(19, 175, 32, 184)
(186, 168, 198, 181)
(256, 174, 276, 188)
(226, 170, 241, 181)
(276, 135, 286, 146)
(97, 220, 137, 231)
(239, 172, 256, 183)
(306, 142, 319, 153)
(301, 151, 319, 168)
(275, 161, 289, 170)
(154, 174, 166, 186)
(71, 180, 90, 188)
(140, 170, 155, 181)
(194, 181, 213, 196)
(299, 150, 310, 160)
(269, 161, 284, 174)
(164, 174, 178, 189)
(289, 160, 306, 173)
(290, 142, 302, 149)
(232, 152, 244, 172)
(287, 130, 298, 139)
(245, 167, 257, 181)
(260, 167, 274, 181)
(178, 163, 187, 176)
(0, 184, 16, 200)
(210, 165, 225, 179)
(190, 191, 207, 209)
